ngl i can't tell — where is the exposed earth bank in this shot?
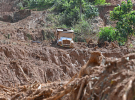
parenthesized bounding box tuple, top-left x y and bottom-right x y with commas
(0, 0, 135, 100)
(0, 38, 134, 100)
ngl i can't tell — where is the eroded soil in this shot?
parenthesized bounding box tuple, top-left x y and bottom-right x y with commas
(0, 9, 135, 100)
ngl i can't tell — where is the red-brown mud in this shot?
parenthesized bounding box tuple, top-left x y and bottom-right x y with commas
(0, 48, 135, 100)
(0, 4, 135, 99)
(0, 44, 91, 87)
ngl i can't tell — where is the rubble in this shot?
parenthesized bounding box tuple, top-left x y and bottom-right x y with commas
(0, 1, 135, 99)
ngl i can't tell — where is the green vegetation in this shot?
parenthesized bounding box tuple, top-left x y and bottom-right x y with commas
(27, 33, 32, 40)
(22, 0, 99, 26)
(94, 0, 110, 5)
(73, 19, 91, 41)
(95, 0, 106, 5)
(19, 0, 100, 41)
(98, 26, 116, 42)
(28, 0, 54, 10)
(99, 0, 135, 45)
(110, 0, 135, 43)
(73, 20, 91, 34)
(84, 5, 99, 19)
(20, 0, 121, 43)
(18, 0, 135, 46)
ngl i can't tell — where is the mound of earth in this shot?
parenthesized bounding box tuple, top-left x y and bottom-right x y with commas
(0, 51, 135, 100)
(0, 42, 92, 87)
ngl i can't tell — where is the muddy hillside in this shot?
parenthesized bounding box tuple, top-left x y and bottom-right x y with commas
(0, 0, 135, 100)
(0, 44, 91, 86)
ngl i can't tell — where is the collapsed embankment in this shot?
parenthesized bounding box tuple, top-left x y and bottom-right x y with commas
(0, 42, 134, 100)
(0, 44, 92, 87)
(60, 52, 135, 100)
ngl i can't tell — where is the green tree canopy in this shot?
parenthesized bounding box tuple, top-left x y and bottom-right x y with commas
(110, 0, 135, 44)
(23, 0, 99, 26)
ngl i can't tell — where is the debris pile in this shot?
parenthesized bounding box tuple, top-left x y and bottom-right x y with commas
(0, 51, 135, 100)
(0, 44, 91, 86)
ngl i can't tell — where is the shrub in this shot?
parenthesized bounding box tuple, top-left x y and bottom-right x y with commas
(73, 20, 92, 42)
(98, 27, 128, 45)
(27, 0, 55, 10)
(59, 7, 80, 26)
(73, 20, 91, 34)
(27, 33, 32, 40)
(84, 4, 99, 19)
(24, 0, 99, 27)
(95, 0, 106, 5)
(98, 26, 116, 42)
(51, 0, 99, 26)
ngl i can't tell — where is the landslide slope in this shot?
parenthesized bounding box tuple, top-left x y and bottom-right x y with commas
(0, 50, 135, 100)
(0, 43, 91, 87)
(0, 1, 135, 99)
